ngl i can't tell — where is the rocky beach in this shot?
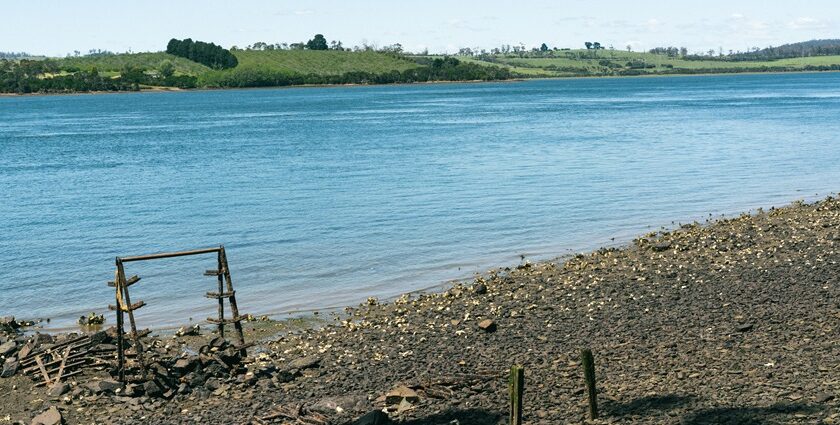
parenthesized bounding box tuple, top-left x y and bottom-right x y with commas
(2, 197, 839, 424)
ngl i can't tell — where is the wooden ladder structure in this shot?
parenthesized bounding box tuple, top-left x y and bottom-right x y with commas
(109, 245, 246, 382)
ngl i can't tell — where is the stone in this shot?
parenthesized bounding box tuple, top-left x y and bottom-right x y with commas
(310, 394, 368, 415)
(288, 355, 320, 370)
(143, 380, 163, 398)
(48, 383, 70, 398)
(174, 357, 198, 372)
(478, 319, 497, 332)
(2, 358, 19, 378)
(473, 283, 488, 295)
(385, 385, 419, 405)
(175, 325, 200, 337)
(736, 324, 754, 332)
(352, 410, 391, 425)
(18, 342, 33, 360)
(816, 393, 835, 403)
(652, 241, 672, 252)
(0, 340, 16, 356)
(31, 406, 62, 425)
(86, 379, 121, 394)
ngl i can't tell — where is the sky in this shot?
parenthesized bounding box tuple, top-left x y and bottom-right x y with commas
(3, 0, 838, 56)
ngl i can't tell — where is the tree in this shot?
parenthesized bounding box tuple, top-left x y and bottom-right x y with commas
(158, 60, 175, 78)
(626, 45, 632, 52)
(540, 43, 549, 52)
(585, 42, 593, 50)
(306, 34, 329, 50)
(593, 42, 602, 50)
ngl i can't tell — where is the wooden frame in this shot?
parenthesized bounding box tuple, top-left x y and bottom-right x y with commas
(108, 245, 246, 382)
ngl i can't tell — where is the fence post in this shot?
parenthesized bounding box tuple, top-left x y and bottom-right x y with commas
(581, 348, 598, 420)
(509, 365, 524, 425)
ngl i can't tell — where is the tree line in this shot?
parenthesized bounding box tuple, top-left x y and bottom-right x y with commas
(198, 56, 512, 88)
(166, 38, 238, 69)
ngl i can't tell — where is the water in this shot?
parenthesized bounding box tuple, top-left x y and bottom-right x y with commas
(2, 73, 839, 330)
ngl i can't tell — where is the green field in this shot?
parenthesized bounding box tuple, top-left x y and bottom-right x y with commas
(231, 50, 419, 76)
(56, 52, 210, 75)
(463, 50, 840, 77)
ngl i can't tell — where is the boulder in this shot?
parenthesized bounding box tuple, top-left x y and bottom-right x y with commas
(31, 406, 62, 425)
(478, 319, 497, 333)
(47, 383, 70, 398)
(2, 357, 19, 378)
(309, 394, 368, 415)
(0, 340, 16, 357)
(288, 355, 320, 370)
(143, 380, 163, 398)
(352, 411, 391, 425)
(86, 379, 121, 394)
(473, 283, 488, 295)
(385, 385, 419, 405)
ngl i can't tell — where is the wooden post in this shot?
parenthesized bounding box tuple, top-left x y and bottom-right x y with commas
(509, 365, 524, 425)
(114, 267, 125, 383)
(117, 259, 147, 379)
(581, 348, 598, 420)
(220, 246, 247, 353)
(216, 250, 225, 337)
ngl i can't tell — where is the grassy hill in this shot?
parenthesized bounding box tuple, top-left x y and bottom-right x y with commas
(462, 49, 840, 77)
(232, 50, 419, 75)
(55, 52, 210, 75)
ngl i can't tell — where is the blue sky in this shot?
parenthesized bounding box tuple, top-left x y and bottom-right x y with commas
(3, 0, 838, 56)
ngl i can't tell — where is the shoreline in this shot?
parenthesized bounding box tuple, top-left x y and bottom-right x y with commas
(2, 68, 839, 98)
(2, 195, 839, 424)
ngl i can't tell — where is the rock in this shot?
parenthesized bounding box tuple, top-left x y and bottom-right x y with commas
(816, 392, 835, 403)
(288, 355, 320, 370)
(48, 383, 70, 398)
(208, 336, 226, 349)
(2, 357, 19, 378)
(352, 410, 391, 425)
(385, 385, 419, 405)
(204, 377, 223, 391)
(173, 356, 199, 373)
(86, 379, 121, 394)
(478, 319, 497, 332)
(652, 241, 672, 252)
(175, 325, 200, 337)
(473, 283, 488, 295)
(309, 394, 368, 415)
(31, 406, 62, 425)
(17, 342, 33, 360)
(33, 333, 53, 345)
(0, 340, 17, 356)
(736, 324, 754, 332)
(143, 380, 163, 398)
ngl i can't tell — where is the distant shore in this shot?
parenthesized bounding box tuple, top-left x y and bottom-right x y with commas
(2, 68, 838, 98)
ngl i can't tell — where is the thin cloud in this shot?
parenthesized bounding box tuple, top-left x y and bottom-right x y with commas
(787, 17, 829, 30)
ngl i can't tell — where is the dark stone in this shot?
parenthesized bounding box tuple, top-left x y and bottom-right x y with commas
(204, 377, 223, 391)
(86, 379, 121, 394)
(351, 410, 391, 425)
(653, 241, 672, 252)
(48, 383, 70, 398)
(736, 323, 754, 332)
(309, 394, 368, 415)
(2, 358, 19, 378)
(473, 283, 488, 295)
(143, 380, 163, 398)
(0, 340, 16, 357)
(288, 355, 320, 370)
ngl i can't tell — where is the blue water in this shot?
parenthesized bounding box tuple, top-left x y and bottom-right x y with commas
(2, 73, 839, 330)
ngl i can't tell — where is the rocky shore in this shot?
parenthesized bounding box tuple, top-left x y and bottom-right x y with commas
(2, 197, 839, 424)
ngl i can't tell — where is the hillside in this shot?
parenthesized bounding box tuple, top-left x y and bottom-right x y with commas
(55, 52, 210, 75)
(464, 49, 840, 77)
(232, 49, 420, 76)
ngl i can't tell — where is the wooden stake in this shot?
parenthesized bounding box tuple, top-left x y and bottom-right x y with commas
(509, 365, 524, 425)
(581, 348, 599, 420)
(216, 250, 225, 337)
